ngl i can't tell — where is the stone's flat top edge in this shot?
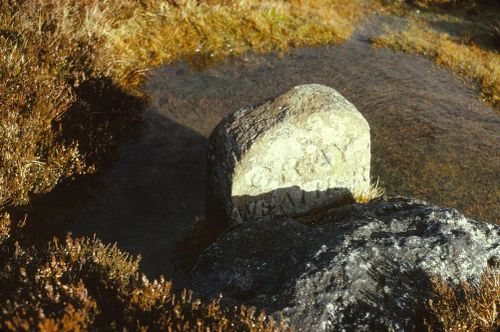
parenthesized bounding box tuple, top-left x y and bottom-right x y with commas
(292, 83, 337, 91)
(212, 83, 369, 162)
(292, 83, 343, 93)
(229, 83, 363, 121)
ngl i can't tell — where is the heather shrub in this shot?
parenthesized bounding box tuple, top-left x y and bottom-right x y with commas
(0, 0, 144, 210)
(0, 219, 288, 331)
(1, 4, 86, 206)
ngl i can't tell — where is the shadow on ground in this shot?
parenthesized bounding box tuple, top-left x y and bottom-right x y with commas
(69, 20, 499, 280)
(68, 113, 206, 281)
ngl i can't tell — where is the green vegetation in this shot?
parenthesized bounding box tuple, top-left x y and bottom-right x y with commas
(0, 0, 498, 330)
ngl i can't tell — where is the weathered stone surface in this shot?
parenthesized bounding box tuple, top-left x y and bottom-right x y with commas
(189, 197, 500, 331)
(207, 84, 370, 225)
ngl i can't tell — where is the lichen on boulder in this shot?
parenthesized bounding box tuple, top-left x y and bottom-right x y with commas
(190, 197, 500, 331)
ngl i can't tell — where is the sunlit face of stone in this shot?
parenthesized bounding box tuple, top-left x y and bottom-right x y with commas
(207, 84, 371, 224)
(232, 109, 370, 197)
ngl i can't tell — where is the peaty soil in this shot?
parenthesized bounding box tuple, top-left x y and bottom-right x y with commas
(69, 16, 499, 281)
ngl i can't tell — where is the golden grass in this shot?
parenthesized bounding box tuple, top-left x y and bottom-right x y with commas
(103, 0, 372, 89)
(423, 267, 499, 331)
(373, 22, 500, 108)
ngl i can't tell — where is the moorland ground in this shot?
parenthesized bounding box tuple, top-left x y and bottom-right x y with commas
(0, 0, 498, 330)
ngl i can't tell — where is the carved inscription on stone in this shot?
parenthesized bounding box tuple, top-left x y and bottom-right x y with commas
(207, 84, 371, 225)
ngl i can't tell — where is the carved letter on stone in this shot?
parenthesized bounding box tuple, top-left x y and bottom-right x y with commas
(206, 84, 370, 225)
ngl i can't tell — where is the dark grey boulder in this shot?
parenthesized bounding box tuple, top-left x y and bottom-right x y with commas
(188, 197, 499, 331)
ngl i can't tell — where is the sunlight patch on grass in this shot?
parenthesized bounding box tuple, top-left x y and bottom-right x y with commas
(373, 22, 500, 108)
(102, 0, 372, 89)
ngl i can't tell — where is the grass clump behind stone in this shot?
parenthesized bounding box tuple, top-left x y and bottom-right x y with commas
(103, 0, 372, 88)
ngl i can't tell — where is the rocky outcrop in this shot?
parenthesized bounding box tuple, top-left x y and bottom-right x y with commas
(189, 197, 499, 331)
(206, 84, 370, 225)
(196, 83, 498, 330)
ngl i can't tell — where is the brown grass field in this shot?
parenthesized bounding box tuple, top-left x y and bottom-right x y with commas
(0, 0, 498, 330)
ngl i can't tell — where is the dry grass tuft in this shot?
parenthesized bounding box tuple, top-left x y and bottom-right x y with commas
(354, 179, 385, 203)
(422, 267, 499, 331)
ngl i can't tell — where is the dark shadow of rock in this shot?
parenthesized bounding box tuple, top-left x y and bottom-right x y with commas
(360, 258, 434, 329)
(7, 77, 145, 247)
(187, 214, 322, 312)
(175, 186, 355, 286)
(68, 110, 208, 281)
(228, 186, 354, 224)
